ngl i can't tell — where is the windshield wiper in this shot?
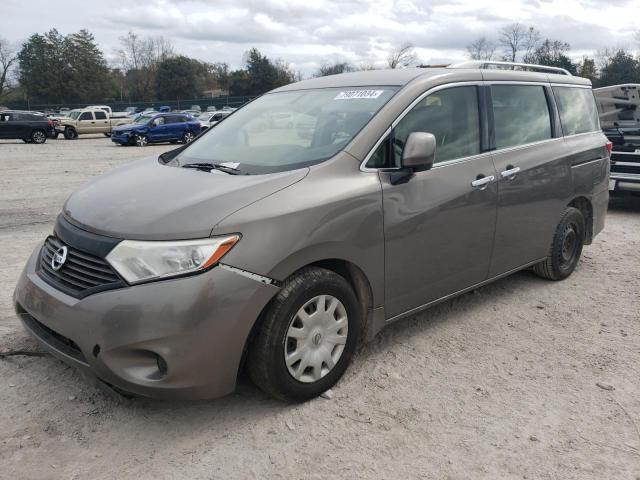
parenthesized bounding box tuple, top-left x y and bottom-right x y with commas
(181, 162, 245, 175)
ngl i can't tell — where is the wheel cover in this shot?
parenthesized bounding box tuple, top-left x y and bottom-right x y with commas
(33, 131, 45, 143)
(560, 223, 578, 266)
(185, 132, 194, 142)
(136, 135, 147, 147)
(284, 295, 348, 383)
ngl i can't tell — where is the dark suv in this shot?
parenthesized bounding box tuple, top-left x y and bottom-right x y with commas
(0, 111, 55, 144)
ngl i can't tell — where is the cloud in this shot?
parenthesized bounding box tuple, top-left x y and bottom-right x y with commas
(1, 0, 638, 75)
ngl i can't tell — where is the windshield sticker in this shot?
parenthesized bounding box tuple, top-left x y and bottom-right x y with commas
(219, 162, 240, 169)
(334, 90, 384, 100)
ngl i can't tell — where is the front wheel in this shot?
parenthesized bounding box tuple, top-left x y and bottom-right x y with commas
(533, 207, 585, 280)
(247, 267, 361, 402)
(63, 127, 77, 140)
(134, 134, 148, 147)
(182, 131, 195, 144)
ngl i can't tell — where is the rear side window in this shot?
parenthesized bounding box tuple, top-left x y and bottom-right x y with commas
(94, 111, 107, 120)
(553, 87, 600, 136)
(491, 85, 552, 149)
(368, 86, 480, 169)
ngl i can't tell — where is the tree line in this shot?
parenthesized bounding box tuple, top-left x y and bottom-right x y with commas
(0, 29, 298, 105)
(0, 25, 639, 106)
(466, 23, 640, 87)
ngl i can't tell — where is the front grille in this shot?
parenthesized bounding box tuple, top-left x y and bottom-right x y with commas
(17, 303, 87, 364)
(38, 236, 124, 298)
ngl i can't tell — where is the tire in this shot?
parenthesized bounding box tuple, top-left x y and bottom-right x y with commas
(134, 134, 148, 147)
(533, 207, 585, 281)
(31, 129, 47, 144)
(247, 267, 361, 402)
(63, 127, 77, 140)
(182, 131, 195, 144)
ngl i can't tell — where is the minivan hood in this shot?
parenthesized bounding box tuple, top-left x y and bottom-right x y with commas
(63, 157, 308, 240)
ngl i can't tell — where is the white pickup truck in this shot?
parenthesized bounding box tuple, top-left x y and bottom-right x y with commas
(56, 108, 133, 139)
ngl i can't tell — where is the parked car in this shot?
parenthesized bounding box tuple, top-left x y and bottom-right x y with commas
(181, 109, 202, 116)
(158, 106, 171, 113)
(0, 110, 55, 143)
(85, 105, 129, 118)
(594, 84, 640, 194)
(56, 108, 133, 139)
(111, 112, 200, 146)
(190, 105, 201, 113)
(197, 110, 231, 130)
(58, 107, 70, 116)
(13, 62, 609, 401)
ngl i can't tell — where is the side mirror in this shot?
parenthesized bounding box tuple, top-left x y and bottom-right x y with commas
(402, 132, 436, 172)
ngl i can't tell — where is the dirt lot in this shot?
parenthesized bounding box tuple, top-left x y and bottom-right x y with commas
(1, 136, 639, 480)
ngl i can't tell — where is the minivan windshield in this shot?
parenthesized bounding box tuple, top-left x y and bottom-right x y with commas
(172, 87, 398, 174)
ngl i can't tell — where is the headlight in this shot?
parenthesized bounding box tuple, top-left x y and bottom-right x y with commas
(106, 235, 240, 284)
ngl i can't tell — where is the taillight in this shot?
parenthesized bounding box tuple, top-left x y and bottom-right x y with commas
(605, 141, 613, 156)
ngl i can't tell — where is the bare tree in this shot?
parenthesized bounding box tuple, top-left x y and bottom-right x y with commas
(387, 43, 417, 69)
(0, 37, 17, 100)
(466, 37, 497, 60)
(116, 32, 175, 100)
(498, 24, 540, 62)
(595, 47, 617, 72)
(314, 62, 354, 77)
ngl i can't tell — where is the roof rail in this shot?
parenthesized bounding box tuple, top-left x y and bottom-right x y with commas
(449, 60, 572, 76)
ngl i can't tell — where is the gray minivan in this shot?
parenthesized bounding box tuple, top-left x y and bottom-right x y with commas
(14, 62, 610, 401)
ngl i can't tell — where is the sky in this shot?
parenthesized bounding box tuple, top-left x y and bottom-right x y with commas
(1, 0, 639, 75)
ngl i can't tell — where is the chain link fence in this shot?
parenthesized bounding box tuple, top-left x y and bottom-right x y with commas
(3, 95, 257, 113)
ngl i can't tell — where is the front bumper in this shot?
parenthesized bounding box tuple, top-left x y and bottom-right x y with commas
(111, 133, 133, 145)
(14, 244, 279, 399)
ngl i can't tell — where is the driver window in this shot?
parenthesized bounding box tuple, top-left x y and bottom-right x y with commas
(79, 112, 93, 121)
(386, 86, 480, 168)
(153, 117, 165, 126)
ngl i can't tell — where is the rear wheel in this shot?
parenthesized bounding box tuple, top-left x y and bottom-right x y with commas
(247, 267, 361, 402)
(63, 127, 77, 140)
(533, 207, 585, 280)
(182, 131, 195, 144)
(134, 134, 148, 147)
(31, 129, 47, 144)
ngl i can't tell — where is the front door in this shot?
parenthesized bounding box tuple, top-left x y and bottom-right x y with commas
(375, 85, 499, 319)
(77, 111, 96, 134)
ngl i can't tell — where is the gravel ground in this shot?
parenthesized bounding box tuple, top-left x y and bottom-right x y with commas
(1, 136, 639, 480)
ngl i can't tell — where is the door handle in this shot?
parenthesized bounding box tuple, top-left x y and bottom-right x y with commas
(501, 166, 521, 179)
(471, 175, 495, 189)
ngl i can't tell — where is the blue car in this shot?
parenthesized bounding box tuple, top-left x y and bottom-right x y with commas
(111, 113, 201, 147)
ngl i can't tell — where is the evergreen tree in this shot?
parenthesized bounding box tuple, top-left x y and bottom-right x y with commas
(155, 55, 200, 100)
(599, 50, 640, 87)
